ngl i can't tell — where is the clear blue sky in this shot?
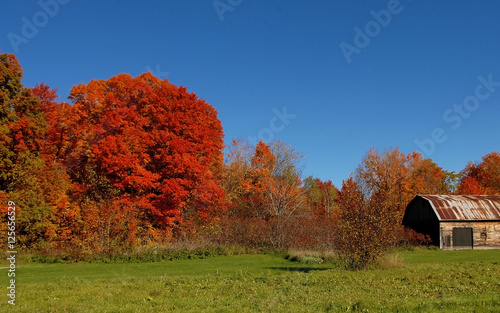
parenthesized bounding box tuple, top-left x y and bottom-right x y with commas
(2, 1, 499, 187)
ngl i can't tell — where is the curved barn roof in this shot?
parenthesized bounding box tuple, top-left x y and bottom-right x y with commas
(418, 195, 500, 221)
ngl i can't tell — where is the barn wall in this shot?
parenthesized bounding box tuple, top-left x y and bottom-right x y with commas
(440, 221, 500, 249)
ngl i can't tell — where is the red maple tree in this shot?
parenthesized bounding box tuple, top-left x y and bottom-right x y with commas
(61, 73, 225, 235)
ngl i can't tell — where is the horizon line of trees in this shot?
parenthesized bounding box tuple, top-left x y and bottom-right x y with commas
(2, 51, 499, 266)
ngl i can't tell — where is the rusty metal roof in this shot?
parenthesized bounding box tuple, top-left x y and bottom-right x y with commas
(419, 195, 500, 221)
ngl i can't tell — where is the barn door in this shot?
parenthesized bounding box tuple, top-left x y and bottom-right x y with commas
(453, 227, 473, 249)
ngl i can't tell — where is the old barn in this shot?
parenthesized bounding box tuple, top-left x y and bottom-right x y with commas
(403, 195, 500, 249)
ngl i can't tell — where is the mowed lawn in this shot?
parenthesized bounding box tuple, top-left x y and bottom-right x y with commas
(1, 249, 499, 312)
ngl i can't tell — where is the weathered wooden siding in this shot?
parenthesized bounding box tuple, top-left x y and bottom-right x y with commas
(440, 221, 500, 249)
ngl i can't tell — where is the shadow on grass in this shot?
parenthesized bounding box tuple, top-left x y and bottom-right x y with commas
(267, 267, 331, 273)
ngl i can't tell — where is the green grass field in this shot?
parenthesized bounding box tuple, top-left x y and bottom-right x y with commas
(1, 249, 499, 312)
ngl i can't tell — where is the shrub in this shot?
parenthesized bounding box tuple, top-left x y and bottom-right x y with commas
(335, 178, 399, 269)
(399, 228, 432, 247)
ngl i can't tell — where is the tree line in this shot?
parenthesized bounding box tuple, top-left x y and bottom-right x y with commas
(1, 52, 499, 266)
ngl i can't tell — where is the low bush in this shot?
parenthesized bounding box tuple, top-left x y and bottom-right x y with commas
(285, 249, 342, 266)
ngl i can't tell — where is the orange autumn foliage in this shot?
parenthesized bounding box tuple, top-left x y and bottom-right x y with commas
(457, 176, 483, 195)
(3, 52, 499, 256)
(60, 73, 225, 236)
(459, 152, 500, 195)
(355, 148, 448, 224)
